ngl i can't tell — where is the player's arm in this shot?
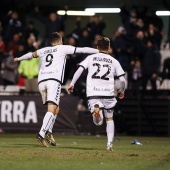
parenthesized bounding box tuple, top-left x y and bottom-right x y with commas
(64, 45, 99, 55)
(117, 75, 126, 99)
(14, 51, 38, 62)
(115, 60, 126, 99)
(75, 47, 99, 54)
(67, 66, 84, 94)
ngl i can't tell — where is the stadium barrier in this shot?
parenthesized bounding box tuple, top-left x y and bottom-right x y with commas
(0, 94, 78, 133)
(118, 96, 170, 137)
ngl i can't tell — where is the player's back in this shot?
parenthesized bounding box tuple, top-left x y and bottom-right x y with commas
(80, 52, 124, 97)
(37, 45, 75, 84)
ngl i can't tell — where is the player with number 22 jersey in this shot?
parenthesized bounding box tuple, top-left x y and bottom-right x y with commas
(67, 37, 126, 151)
(79, 52, 125, 97)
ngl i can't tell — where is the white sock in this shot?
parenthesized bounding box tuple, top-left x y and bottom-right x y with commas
(48, 114, 57, 133)
(106, 120, 114, 145)
(39, 112, 54, 138)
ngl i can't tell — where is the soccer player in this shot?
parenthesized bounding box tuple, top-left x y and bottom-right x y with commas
(14, 32, 99, 147)
(67, 37, 126, 151)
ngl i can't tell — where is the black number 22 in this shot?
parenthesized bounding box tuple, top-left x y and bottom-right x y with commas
(45, 54, 53, 67)
(92, 63, 111, 80)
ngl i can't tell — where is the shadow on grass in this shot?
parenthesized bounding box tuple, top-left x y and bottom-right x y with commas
(0, 144, 39, 148)
(60, 146, 102, 150)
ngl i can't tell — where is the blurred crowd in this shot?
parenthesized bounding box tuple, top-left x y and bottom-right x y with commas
(0, 3, 169, 98)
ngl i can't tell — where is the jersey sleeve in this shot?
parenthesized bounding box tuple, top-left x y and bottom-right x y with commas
(36, 49, 43, 57)
(79, 57, 89, 70)
(115, 60, 125, 77)
(63, 45, 76, 54)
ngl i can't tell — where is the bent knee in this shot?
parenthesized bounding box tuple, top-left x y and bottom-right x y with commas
(106, 117, 113, 122)
(55, 107, 59, 115)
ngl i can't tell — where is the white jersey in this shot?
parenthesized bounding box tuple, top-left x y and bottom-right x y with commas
(37, 45, 76, 84)
(79, 52, 125, 97)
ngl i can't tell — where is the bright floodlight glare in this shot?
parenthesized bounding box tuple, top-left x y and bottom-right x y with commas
(156, 11, 170, 16)
(57, 10, 66, 15)
(85, 8, 121, 13)
(57, 10, 95, 16)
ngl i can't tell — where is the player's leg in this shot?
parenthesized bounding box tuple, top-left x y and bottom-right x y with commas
(37, 81, 61, 147)
(103, 98, 117, 151)
(44, 81, 61, 146)
(48, 107, 59, 133)
(37, 103, 57, 147)
(104, 109, 114, 151)
(45, 107, 59, 146)
(88, 99, 104, 126)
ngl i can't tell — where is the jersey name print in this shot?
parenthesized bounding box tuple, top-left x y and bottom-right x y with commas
(79, 53, 125, 97)
(37, 45, 75, 84)
(93, 56, 112, 63)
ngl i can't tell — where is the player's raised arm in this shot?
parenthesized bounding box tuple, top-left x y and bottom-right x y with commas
(14, 51, 38, 62)
(75, 47, 99, 54)
(67, 66, 84, 94)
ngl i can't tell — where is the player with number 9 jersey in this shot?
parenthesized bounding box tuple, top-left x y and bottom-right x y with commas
(37, 45, 78, 84)
(14, 32, 99, 147)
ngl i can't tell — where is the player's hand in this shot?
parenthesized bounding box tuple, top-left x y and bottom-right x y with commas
(14, 58, 19, 62)
(118, 92, 124, 99)
(67, 85, 74, 94)
(152, 73, 157, 79)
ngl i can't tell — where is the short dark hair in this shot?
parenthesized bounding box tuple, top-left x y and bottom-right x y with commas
(49, 32, 62, 43)
(97, 37, 110, 51)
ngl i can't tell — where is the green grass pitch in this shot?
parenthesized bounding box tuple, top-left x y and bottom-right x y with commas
(0, 134, 170, 170)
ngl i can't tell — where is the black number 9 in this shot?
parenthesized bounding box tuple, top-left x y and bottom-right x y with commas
(45, 54, 53, 67)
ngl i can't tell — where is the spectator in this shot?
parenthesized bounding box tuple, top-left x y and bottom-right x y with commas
(14, 43, 25, 57)
(25, 34, 39, 53)
(0, 35, 6, 55)
(34, 7, 67, 46)
(86, 16, 106, 39)
(131, 30, 146, 62)
(161, 58, 170, 84)
(145, 24, 162, 49)
(112, 26, 131, 71)
(3, 11, 23, 43)
(110, 29, 120, 56)
(141, 41, 161, 95)
(2, 52, 18, 86)
(94, 16, 106, 36)
(24, 21, 39, 40)
(6, 34, 20, 53)
(14, 43, 26, 91)
(131, 60, 142, 96)
(86, 16, 97, 39)
(92, 34, 102, 49)
(132, 18, 145, 36)
(17, 34, 40, 92)
(66, 17, 82, 45)
(18, 57, 39, 92)
(0, 22, 3, 35)
(144, 10, 163, 33)
(120, 6, 138, 37)
(0, 35, 6, 84)
(78, 29, 92, 47)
